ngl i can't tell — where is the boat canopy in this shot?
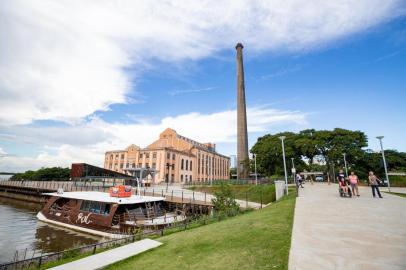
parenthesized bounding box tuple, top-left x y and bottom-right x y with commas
(43, 191, 165, 204)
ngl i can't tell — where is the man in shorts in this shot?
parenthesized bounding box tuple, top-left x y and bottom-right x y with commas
(348, 171, 360, 197)
(337, 169, 348, 194)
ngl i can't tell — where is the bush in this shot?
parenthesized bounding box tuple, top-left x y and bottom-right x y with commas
(211, 183, 240, 217)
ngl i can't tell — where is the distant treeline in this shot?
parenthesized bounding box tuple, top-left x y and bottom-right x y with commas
(251, 128, 406, 180)
(10, 167, 71, 181)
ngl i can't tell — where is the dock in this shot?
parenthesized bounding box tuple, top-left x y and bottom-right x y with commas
(48, 239, 162, 270)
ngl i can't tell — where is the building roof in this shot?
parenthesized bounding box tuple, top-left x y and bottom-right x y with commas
(44, 191, 165, 204)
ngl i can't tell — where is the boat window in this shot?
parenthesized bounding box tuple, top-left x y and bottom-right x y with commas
(80, 200, 111, 215)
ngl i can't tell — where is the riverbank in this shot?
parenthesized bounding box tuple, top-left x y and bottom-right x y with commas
(104, 193, 295, 270)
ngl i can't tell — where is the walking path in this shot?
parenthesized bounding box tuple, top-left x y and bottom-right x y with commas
(49, 239, 162, 270)
(289, 183, 406, 270)
(140, 184, 262, 209)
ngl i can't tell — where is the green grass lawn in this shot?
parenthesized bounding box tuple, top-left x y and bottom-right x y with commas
(189, 184, 276, 204)
(104, 193, 296, 270)
(389, 175, 406, 187)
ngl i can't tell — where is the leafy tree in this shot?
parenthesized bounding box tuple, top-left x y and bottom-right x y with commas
(10, 167, 71, 181)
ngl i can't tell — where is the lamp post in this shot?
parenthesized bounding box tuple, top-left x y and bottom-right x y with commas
(279, 136, 288, 195)
(376, 136, 391, 192)
(253, 153, 258, 185)
(166, 162, 170, 191)
(292, 158, 298, 196)
(343, 153, 348, 178)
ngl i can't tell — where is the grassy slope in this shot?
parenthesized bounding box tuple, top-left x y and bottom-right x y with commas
(105, 194, 296, 270)
(190, 184, 276, 204)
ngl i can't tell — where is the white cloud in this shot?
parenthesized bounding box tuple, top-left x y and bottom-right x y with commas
(1, 0, 404, 125)
(0, 106, 307, 172)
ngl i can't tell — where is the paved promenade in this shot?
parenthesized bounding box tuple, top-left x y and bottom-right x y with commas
(289, 183, 406, 270)
(140, 185, 262, 209)
(49, 239, 162, 270)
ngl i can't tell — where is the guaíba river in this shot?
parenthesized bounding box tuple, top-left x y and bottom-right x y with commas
(0, 197, 102, 264)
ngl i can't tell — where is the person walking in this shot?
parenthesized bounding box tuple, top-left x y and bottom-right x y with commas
(348, 171, 360, 197)
(296, 173, 304, 188)
(368, 171, 383, 198)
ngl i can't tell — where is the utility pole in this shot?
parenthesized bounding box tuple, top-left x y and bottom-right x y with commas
(279, 136, 288, 195)
(376, 136, 391, 192)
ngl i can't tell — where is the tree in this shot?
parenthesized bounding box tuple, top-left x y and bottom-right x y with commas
(251, 128, 368, 177)
(211, 183, 240, 217)
(11, 167, 71, 181)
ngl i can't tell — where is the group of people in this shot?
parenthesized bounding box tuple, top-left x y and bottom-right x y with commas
(295, 170, 384, 198)
(337, 170, 383, 198)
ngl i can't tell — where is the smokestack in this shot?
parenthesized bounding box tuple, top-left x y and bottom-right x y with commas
(236, 43, 249, 179)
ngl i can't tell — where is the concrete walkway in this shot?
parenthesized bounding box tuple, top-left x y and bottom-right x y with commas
(289, 183, 406, 270)
(49, 239, 162, 270)
(140, 185, 262, 209)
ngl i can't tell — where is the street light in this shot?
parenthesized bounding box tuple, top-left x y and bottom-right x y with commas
(291, 158, 298, 196)
(343, 153, 348, 178)
(376, 136, 391, 192)
(252, 153, 258, 185)
(279, 136, 288, 195)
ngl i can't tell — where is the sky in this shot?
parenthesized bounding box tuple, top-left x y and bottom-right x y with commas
(0, 0, 406, 172)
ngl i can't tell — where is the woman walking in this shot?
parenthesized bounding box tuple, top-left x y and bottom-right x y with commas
(349, 171, 360, 197)
(368, 171, 383, 198)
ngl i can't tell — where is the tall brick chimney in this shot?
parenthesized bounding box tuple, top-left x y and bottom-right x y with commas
(236, 43, 249, 179)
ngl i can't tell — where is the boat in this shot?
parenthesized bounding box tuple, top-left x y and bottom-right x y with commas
(36, 186, 186, 238)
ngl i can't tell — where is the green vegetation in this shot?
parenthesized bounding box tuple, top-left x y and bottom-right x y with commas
(251, 128, 406, 182)
(105, 193, 296, 270)
(211, 183, 240, 217)
(388, 175, 406, 187)
(190, 184, 276, 204)
(10, 167, 70, 181)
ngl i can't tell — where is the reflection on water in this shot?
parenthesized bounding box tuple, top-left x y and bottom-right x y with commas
(0, 196, 102, 263)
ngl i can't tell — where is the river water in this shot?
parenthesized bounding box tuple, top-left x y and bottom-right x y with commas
(0, 197, 102, 264)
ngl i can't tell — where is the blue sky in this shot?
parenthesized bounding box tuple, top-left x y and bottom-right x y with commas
(0, 1, 405, 172)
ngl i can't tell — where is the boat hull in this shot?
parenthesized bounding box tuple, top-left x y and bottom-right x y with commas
(37, 211, 126, 238)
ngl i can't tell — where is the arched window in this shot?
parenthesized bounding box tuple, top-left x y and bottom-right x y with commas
(190, 161, 192, 171)
(181, 159, 184, 170)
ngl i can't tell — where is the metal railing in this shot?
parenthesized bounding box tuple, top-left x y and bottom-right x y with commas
(0, 212, 235, 270)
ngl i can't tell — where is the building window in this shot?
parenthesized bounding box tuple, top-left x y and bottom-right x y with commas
(139, 153, 143, 158)
(115, 154, 118, 159)
(167, 152, 170, 159)
(181, 159, 184, 170)
(185, 175, 188, 182)
(121, 154, 124, 159)
(172, 153, 175, 160)
(186, 160, 189, 171)
(152, 163, 156, 169)
(120, 163, 123, 168)
(110, 155, 113, 159)
(181, 175, 183, 182)
(171, 174, 174, 182)
(146, 153, 150, 158)
(153, 152, 157, 158)
(146, 163, 149, 168)
(132, 163, 135, 168)
(190, 161, 192, 171)
(126, 163, 129, 168)
(138, 163, 142, 168)
(190, 175, 192, 182)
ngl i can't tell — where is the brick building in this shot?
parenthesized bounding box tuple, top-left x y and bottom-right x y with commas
(104, 128, 230, 183)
